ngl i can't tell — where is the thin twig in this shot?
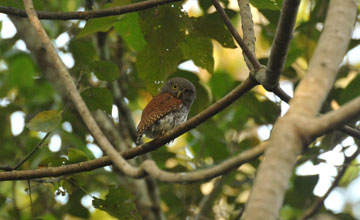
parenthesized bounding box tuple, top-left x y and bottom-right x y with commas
(27, 180, 34, 218)
(299, 147, 360, 220)
(12, 132, 51, 170)
(238, 0, 256, 71)
(0, 0, 180, 20)
(211, 0, 260, 70)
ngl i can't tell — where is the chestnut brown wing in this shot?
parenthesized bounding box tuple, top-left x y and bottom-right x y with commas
(137, 92, 183, 135)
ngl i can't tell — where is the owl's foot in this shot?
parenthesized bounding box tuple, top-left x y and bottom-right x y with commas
(135, 134, 143, 145)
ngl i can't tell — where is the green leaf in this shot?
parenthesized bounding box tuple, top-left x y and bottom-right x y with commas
(39, 156, 68, 167)
(284, 42, 302, 69)
(77, 16, 119, 38)
(136, 46, 183, 94)
(179, 37, 214, 74)
(339, 160, 360, 187)
(285, 174, 318, 209)
(26, 110, 62, 132)
(92, 185, 142, 220)
(199, 0, 229, 13)
(191, 11, 237, 48)
(138, 3, 188, 53)
(90, 60, 120, 81)
(66, 190, 90, 218)
(69, 38, 97, 66)
(250, 0, 282, 10)
(234, 92, 281, 125)
(8, 53, 36, 88)
(209, 71, 234, 99)
(114, 13, 147, 51)
(81, 87, 113, 114)
(67, 148, 90, 164)
(338, 74, 360, 105)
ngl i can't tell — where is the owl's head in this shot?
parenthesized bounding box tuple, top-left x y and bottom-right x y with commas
(161, 77, 196, 108)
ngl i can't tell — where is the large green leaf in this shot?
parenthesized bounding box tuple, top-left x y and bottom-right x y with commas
(179, 37, 214, 74)
(77, 16, 119, 38)
(39, 156, 68, 167)
(114, 13, 147, 51)
(136, 46, 183, 94)
(67, 148, 90, 164)
(66, 190, 90, 218)
(250, 0, 282, 10)
(69, 38, 97, 67)
(191, 11, 237, 48)
(199, 0, 229, 13)
(26, 110, 62, 132)
(8, 53, 36, 88)
(138, 3, 188, 53)
(90, 60, 120, 81)
(81, 87, 113, 114)
(92, 185, 142, 220)
(209, 71, 234, 99)
(338, 74, 360, 105)
(285, 174, 318, 209)
(339, 160, 360, 187)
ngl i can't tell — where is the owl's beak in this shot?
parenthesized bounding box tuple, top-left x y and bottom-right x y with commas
(177, 91, 182, 98)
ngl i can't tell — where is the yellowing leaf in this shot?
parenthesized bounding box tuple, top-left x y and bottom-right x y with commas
(26, 110, 62, 132)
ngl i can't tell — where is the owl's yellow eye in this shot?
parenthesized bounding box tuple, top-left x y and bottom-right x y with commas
(172, 85, 177, 90)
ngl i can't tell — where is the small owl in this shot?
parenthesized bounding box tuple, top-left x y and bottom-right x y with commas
(136, 77, 196, 145)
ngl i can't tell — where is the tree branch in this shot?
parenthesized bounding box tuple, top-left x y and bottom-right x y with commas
(308, 96, 360, 138)
(238, 0, 256, 71)
(0, 141, 266, 182)
(272, 86, 360, 139)
(1, 0, 181, 20)
(242, 0, 358, 219)
(211, 0, 261, 70)
(265, 0, 300, 90)
(24, 0, 141, 177)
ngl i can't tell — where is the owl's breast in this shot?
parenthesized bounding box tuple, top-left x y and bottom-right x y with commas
(144, 105, 189, 139)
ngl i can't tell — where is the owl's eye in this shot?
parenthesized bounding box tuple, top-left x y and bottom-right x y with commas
(172, 85, 178, 90)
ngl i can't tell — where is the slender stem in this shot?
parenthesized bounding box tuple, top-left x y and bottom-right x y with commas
(238, 0, 256, 71)
(1, 0, 181, 20)
(211, 0, 260, 70)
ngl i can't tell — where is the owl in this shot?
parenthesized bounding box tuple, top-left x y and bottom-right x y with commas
(136, 77, 196, 145)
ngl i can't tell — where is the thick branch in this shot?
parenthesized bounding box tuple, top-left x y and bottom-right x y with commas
(242, 0, 358, 219)
(265, 0, 300, 89)
(308, 96, 360, 138)
(288, 0, 357, 118)
(272, 87, 360, 139)
(0, 141, 266, 182)
(2, 0, 180, 20)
